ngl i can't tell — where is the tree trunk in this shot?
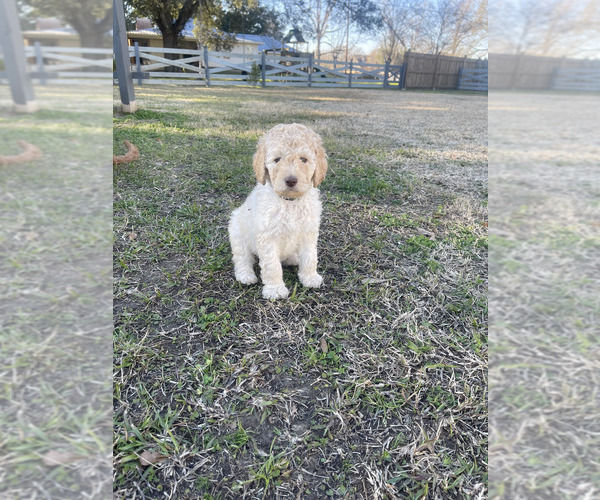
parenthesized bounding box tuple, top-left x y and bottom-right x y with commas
(162, 29, 180, 50)
(69, 9, 111, 48)
(161, 29, 182, 71)
(69, 10, 112, 66)
(78, 29, 107, 50)
(74, 28, 108, 69)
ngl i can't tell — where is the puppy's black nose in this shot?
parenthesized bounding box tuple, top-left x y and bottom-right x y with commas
(285, 176, 298, 188)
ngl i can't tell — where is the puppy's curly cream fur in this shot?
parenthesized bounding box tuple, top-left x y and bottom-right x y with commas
(229, 123, 328, 299)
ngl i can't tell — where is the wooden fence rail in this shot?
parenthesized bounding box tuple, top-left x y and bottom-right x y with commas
(0, 44, 112, 85)
(25, 43, 113, 84)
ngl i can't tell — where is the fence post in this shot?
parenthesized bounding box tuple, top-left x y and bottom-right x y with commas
(308, 53, 313, 87)
(402, 50, 410, 90)
(113, 0, 136, 112)
(383, 61, 389, 88)
(0, 0, 37, 111)
(348, 60, 353, 88)
(33, 41, 46, 85)
(456, 55, 467, 90)
(432, 53, 440, 90)
(511, 54, 523, 90)
(134, 41, 142, 85)
(203, 46, 211, 87)
(261, 52, 266, 87)
(550, 56, 566, 90)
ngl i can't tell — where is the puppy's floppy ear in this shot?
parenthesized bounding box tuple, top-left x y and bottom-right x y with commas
(253, 136, 267, 184)
(312, 134, 328, 187)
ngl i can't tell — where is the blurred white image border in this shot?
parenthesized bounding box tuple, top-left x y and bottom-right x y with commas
(489, 1, 600, 498)
(1, 0, 112, 497)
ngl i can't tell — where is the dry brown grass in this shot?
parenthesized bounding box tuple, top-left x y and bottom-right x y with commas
(489, 92, 600, 498)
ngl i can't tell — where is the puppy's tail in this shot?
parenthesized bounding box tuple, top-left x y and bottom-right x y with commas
(113, 140, 140, 165)
(0, 141, 42, 165)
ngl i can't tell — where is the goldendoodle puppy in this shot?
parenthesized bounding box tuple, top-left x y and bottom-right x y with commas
(229, 123, 328, 299)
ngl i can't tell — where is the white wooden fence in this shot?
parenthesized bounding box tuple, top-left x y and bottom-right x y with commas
(552, 68, 600, 91)
(22, 43, 113, 84)
(128, 46, 204, 85)
(457, 68, 488, 91)
(128, 45, 403, 89)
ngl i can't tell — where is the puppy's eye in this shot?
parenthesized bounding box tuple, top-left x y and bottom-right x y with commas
(273, 157, 281, 163)
(300, 157, 308, 163)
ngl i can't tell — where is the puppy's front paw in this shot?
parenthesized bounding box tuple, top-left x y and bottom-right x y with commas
(299, 273, 323, 288)
(262, 284, 289, 300)
(235, 269, 258, 285)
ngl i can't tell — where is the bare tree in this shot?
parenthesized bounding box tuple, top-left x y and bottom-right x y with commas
(378, 0, 428, 62)
(378, 0, 486, 60)
(282, 0, 340, 59)
(378, 24, 401, 65)
(24, 0, 111, 48)
(490, 0, 600, 57)
(445, 0, 487, 56)
(336, 0, 380, 61)
(317, 20, 348, 60)
(421, 0, 486, 56)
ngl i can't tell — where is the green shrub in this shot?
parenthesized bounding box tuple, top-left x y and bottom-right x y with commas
(247, 61, 261, 87)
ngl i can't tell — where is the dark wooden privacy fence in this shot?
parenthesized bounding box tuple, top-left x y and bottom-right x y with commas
(402, 51, 487, 90)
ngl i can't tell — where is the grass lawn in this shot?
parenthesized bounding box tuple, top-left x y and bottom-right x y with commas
(113, 86, 487, 499)
(489, 92, 600, 498)
(1, 85, 113, 498)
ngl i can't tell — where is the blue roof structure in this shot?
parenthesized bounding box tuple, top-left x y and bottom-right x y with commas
(132, 19, 292, 53)
(235, 34, 286, 53)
